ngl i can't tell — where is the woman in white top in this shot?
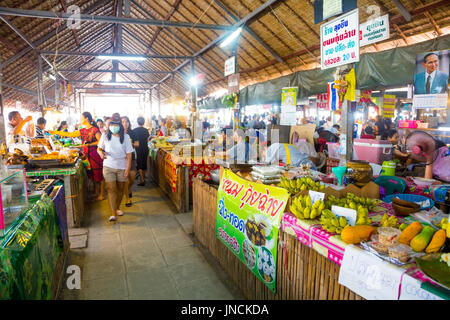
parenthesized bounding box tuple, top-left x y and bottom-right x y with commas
(97, 113, 134, 222)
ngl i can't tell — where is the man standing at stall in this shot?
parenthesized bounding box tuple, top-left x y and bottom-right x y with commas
(7, 111, 34, 144)
(35, 117, 47, 139)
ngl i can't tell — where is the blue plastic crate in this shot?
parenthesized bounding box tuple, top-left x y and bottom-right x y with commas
(382, 193, 435, 210)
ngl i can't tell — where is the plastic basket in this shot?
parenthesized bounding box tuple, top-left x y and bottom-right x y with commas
(374, 176, 406, 196)
(382, 193, 435, 210)
(326, 142, 340, 159)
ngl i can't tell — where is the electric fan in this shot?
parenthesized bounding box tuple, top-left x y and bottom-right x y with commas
(405, 131, 438, 179)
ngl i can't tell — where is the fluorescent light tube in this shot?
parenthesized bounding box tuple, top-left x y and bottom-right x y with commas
(220, 27, 243, 48)
(97, 55, 146, 61)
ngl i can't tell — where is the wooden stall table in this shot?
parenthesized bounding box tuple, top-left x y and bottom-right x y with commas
(26, 160, 87, 228)
(193, 177, 448, 300)
(154, 148, 219, 213)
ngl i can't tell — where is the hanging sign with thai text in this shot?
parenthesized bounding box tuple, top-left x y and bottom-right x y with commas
(360, 14, 390, 47)
(320, 9, 359, 70)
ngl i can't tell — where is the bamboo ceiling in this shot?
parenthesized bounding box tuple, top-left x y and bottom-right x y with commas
(0, 0, 449, 109)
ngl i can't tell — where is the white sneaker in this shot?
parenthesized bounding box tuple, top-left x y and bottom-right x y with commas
(109, 216, 118, 222)
(117, 210, 124, 216)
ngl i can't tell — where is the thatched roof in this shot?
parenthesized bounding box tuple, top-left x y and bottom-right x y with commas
(0, 0, 449, 109)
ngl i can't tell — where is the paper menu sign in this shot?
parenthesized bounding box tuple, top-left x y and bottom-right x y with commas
(331, 205, 356, 225)
(339, 245, 404, 300)
(309, 190, 325, 205)
(399, 274, 443, 300)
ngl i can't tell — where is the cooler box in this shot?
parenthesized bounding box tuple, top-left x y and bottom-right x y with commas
(352, 139, 393, 165)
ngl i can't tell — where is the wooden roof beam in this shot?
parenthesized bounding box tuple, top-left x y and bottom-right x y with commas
(154, 0, 284, 89)
(146, 0, 182, 53)
(0, 15, 68, 80)
(390, 0, 448, 25)
(129, 0, 222, 75)
(0, 33, 35, 68)
(1, 0, 112, 67)
(414, 0, 442, 35)
(394, 24, 409, 45)
(59, 0, 81, 47)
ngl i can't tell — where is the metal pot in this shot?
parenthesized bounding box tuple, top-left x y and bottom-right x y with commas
(211, 169, 220, 184)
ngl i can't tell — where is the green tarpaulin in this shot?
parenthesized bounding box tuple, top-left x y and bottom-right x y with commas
(199, 34, 450, 109)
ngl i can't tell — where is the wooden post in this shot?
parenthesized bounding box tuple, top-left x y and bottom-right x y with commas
(340, 99, 354, 163)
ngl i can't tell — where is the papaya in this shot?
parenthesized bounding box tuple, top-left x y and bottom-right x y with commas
(341, 225, 376, 244)
(410, 226, 436, 252)
(425, 229, 446, 253)
(399, 221, 423, 245)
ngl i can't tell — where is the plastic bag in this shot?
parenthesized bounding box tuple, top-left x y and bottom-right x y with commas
(294, 141, 317, 158)
(433, 147, 450, 182)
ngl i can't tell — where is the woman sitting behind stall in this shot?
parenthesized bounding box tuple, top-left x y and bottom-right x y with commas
(54, 121, 68, 140)
(49, 112, 105, 201)
(158, 118, 169, 137)
(361, 126, 376, 139)
(121, 116, 139, 207)
(97, 113, 134, 222)
(381, 129, 410, 161)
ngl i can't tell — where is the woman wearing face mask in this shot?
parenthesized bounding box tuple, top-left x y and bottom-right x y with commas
(97, 113, 134, 222)
(49, 112, 105, 201)
(121, 116, 139, 207)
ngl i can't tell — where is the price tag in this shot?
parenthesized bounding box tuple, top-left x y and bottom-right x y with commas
(309, 190, 325, 205)
(339, 245, 404, 300)
(331, 205, 357, 226)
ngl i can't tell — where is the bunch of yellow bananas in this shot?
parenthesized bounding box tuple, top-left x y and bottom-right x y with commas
(278, 176, 325, 194)
(319, 209, 348, 234)
(355, 206, 372, 225)
(380, 213, 399, 228)
(436, 217, 450, 238)
(290, 195, 325, 220)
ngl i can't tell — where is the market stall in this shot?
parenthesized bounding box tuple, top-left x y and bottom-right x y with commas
(0, 186, 66, 299)
(193, 163, 450, 300)
(25, 160, 87, 228)
(6, 138, 87, 228)
(149, 138, 219, 213)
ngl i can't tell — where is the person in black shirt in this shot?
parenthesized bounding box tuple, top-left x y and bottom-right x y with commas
(35, 117, 47, 138)
(132, 117, 150, 186)
(122, 116, 139, 207)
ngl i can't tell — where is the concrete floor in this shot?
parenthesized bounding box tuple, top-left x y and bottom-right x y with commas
(59, 182, 244, 300)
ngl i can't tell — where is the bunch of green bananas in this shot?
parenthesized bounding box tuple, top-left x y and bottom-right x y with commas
(355, 206, 372, 225)
(319, 209, 348, 234)
(325, 193, 380, 211)
(380, 213, 399, 228)
(278, 176, 325, 194)
(290, 194, 325, 220)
